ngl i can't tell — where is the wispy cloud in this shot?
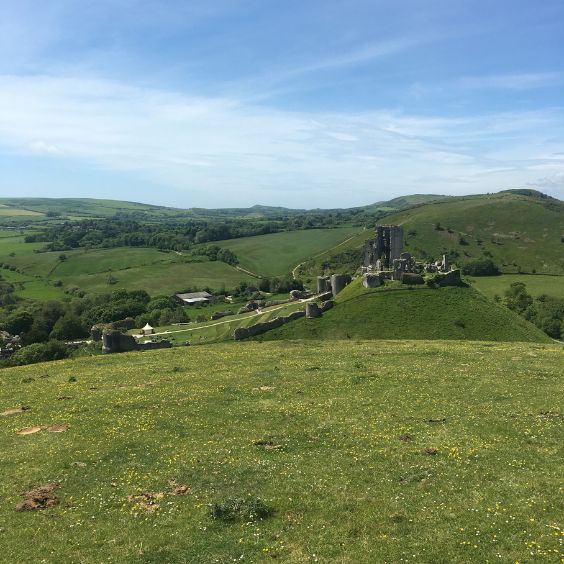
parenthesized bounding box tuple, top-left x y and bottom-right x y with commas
(457, 71, 563, 91)
(0, 73, 562, 206)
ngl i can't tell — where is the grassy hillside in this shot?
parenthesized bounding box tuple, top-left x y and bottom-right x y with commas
(0, 340, 562, 562)
(0, 198, 172, 219)
(207, 226, 360, 277)
(261, 280, 551, 343)
(391, 192, 564, 274)
(298, 192, 564, 280)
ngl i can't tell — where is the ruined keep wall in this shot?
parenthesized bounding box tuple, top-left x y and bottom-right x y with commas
(364, 225, 404, 268)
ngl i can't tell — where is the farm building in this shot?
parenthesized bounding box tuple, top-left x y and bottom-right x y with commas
(175, 291, 212, 306)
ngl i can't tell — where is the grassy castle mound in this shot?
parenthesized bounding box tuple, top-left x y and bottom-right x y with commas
(259, 279, 551, 343)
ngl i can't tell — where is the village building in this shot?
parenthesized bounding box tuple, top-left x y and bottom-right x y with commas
(175, 291, 212, 306)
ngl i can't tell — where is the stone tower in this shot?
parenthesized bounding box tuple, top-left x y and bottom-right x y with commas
(364, 225, 404, 268)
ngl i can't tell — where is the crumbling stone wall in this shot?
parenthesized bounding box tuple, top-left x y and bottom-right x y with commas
(306, 303, 322, 318)
(330, 274, 351, 296)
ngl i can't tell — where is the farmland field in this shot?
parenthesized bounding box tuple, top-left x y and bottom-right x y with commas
(61, 260, 254, 295)
(0, 340, 562, 562)
(0, 207, 43, 217)
(213, 226, 361, 276)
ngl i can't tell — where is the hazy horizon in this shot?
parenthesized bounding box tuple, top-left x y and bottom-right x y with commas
(1, 1, 563, 207)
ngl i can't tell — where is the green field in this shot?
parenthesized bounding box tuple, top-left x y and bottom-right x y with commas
(0, 340, 562, 562)
(262, 280, 550, 343)
(62, 260, 254, 295)
(471, 274, 564, 300)
(0, 241, 255, 297)
(212, 227, 361, 277)
(0, 226, 365, 297)
(0, 269, 66, 300)
(0, 207, 43, 217)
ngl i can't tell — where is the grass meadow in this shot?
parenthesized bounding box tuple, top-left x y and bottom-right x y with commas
(212, 227, 360, 276)
(471, 274, 564, 300)
(0, 340, 562, 562)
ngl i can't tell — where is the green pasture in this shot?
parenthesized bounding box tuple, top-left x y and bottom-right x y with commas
(0, 207, 43, 217)
(61, 260, 253, 295)
(471, 274, 564, 300)
(0, 269, 65, 300)
(213, 227, 360, 277)
(0, 340, 562, 562)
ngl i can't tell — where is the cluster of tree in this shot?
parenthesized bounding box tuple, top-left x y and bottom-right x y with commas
(499, 282, 564, 339)
(227, 277, 304, 298)
(461, 259, 500, 276)
(193, 245, 239, 266)
(0, 274, 17, 307)
(6, 340, 70, 367)
(0, 289, 191, 349)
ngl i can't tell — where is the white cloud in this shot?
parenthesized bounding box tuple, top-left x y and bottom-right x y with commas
(0, 73, 562, 206)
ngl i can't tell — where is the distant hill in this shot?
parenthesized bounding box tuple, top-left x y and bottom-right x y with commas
(365, 194, 450, 211)
(0, 193, 449, 223)
(259, 279, 551, 343)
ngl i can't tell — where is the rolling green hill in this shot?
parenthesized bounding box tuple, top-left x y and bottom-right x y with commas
(297, 191, 564, 281)
(0, 340, 562, 562)
(260, 279, 551, 343)
(389, 192, 564, 275)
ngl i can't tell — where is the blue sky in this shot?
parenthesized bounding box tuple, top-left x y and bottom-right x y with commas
(1, 0, 563, 208)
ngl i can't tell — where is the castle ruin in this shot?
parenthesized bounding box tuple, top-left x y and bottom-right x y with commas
(362, 224, 458, 285)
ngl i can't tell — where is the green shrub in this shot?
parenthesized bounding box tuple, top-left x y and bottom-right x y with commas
(462, 259, 500, 276)
(402, 273, 424, 285)
(8, 340, 69, 366)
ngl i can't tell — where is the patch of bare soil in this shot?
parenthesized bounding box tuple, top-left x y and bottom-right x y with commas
(47, 425, 69, 433)
(17, 426, 43, 435)
(423, 447, 438, 455)
(127, 492, 165, 514)
(1, 406, 31, 416)
(57, 396, 72, 401)
(15, 483, 60, 511)
(398, 434, 412, 442)
(254, 439, 283, 450)
(168, 480, 191, 495)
